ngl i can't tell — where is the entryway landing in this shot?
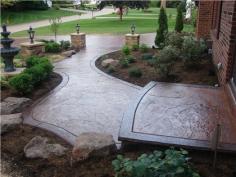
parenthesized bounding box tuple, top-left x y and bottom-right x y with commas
(119, 81, 236, 152)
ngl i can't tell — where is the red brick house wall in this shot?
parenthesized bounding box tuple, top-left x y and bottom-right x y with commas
(196, 1, 236, 85)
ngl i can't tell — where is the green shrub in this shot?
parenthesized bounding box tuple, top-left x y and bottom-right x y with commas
(181, 36, 207, 67)
(154, 45, 179, 78)
(166, 32, 184, 49)
(175, 5, 184, 32)
(126, 56, 136, 63)
(122, 45, 131, 56)
(128, 67, 142, 78)
(141, 53, 153, 60)
(140, 44, 148, 53)
(155, 7, 168, 47)
(45, 41, 61, 53)
(1, 76, 9, 89)
(112, 148, 200, 177)
(107, 66, 115, 73)
(26, 56, 49, 68)
(131, 44, 139, 51)
(60, 40, 71, 50)
(24, 65, 47, 85)
(119, 58, 129, 68)
(147, 58, 156, 67)
(9, 73, 33, 95)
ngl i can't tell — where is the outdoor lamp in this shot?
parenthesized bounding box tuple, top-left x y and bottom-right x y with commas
(76, 24, 80, 34)
(28, 26, 35, 44)
(131, 24, 136, 35)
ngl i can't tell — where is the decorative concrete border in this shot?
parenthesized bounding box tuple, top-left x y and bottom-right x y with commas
(23, 71, 77, 145)
(119, 81, 236, 153)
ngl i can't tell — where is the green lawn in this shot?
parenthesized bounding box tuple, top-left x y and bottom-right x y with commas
(12, 8, 194, 37)
(1, 9, 79, 25)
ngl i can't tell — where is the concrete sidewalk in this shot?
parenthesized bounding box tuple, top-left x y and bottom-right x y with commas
(8, 8, 114, 33)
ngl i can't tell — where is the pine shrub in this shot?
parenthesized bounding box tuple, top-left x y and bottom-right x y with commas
(175, 5, 184, 32)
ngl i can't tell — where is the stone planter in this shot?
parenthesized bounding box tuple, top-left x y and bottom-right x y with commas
(20, 42, 45, 57)
(125, 34, 140, 48)
(70, 33, 86, 51)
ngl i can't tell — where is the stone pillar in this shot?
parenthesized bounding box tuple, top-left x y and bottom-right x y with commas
(71, 33, 86, 51)
(20, 42, 45, 57)
(125, 34, 140, 48)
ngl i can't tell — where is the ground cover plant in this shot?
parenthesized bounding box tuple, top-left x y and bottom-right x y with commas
(96, 34, 218, 87)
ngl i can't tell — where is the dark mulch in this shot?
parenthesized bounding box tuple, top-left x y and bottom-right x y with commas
(96, 50, 219, 87)
(1, 72, 62, 101)
(1, 124, 236, 177)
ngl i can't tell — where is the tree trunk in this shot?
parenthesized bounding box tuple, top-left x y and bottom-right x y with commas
(161, 0, 166, 8)
(119, 6, 123, 21)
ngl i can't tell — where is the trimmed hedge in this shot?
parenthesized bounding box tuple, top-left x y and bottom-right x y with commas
(9, 56, 53, 95)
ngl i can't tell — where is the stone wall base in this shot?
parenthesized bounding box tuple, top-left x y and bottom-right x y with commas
(125, 34, 140, 48)
(20, 42, 45, 57)
(71, 33, 86, 51)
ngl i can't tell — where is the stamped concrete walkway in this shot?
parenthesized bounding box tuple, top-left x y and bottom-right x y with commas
(24, 34, 156, 145)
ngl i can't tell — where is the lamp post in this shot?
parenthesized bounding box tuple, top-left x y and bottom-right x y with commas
(28, 26, 35, 44)
(76, 24, 80, 34)
(131, 24, 136, 35)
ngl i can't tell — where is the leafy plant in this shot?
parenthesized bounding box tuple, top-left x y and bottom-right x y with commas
(107, 66, 115, 73)
(181, 36, 207, 67)
(49, 17, 62, 41)
(45, 41, 61, 53)
(140, 44, 148, 53)
(1, 76, 10, 89)
(154, 45, 179, 78)
(175, 5, 184, 32)
(26, 56, 50, 68)
(119, 58, 129, 68)
(112, 148, 200, 177)
(122, 45, 131, 56)
(166, 32, 184, 49)
(9, 73, 33, 94)
(128, 67, 142, 78)
(60, 40, 71, 50)
(126, 56, 136, 63)
(141, 53, 153, 60)
(131, 44, 139, 51)
(155, 7, 168, 47)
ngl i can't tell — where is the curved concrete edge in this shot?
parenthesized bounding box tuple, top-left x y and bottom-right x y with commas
(90, 52, 142, 90)
(23, 71, 77, 145)
(119, 81, 236, 153)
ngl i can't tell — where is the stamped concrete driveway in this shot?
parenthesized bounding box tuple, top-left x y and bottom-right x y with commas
(24, 34, 155, 145)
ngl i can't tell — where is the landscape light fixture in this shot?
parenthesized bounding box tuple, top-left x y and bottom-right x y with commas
(131, 24, 136, 35)
(28, 26, 35, 44)
(76, 24, 80, 34)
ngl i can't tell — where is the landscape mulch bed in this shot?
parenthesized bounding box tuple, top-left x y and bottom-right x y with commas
(96, 50, 219, 87)
(1, 72, 62, 101)
(1, 124, 236, 177)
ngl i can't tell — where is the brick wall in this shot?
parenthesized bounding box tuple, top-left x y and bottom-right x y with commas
(195, 1, 214, 39)
(211, 1, 236, 84)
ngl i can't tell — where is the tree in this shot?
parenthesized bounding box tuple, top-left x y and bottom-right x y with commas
(98, 0, 150, 21)
(155, 7, 168, 47)
(175, 5, 184, 32)
(49, 17, 62, 41)
(1, 0, 17, 9)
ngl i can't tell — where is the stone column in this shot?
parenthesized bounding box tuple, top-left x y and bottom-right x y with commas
(20, 42, 45, 57)
(125, 34, 140, 48)
(70, 33, 86, 51)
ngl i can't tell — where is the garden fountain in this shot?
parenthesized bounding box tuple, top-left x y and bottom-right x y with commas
(1, 24, 20, 72)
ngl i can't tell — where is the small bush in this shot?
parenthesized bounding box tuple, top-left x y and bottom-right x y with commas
(45, 41, 61, 53)
(112, 148, 200, 177)
(128, 67, 142, 78)
(140, 44, 149, 53)
(147, 58, 156, 67)
(119, 58, 129, 68)
(107, 66, 115, 73)
(24, 65, 47, 85)
(166, 32, 184, 49)
(181, 36, 207, 67)
(141, 53, 153, 60)
(9, 73, 33, 94)
(131, 44, 139, 51)
(60, 40, 71, 50)
(122, 45, 131, 56)
(126, 56, 136, 63)
(1, 76, 9, 89)
(26, 56, 50, 68)
(154, 45, 179, 78)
